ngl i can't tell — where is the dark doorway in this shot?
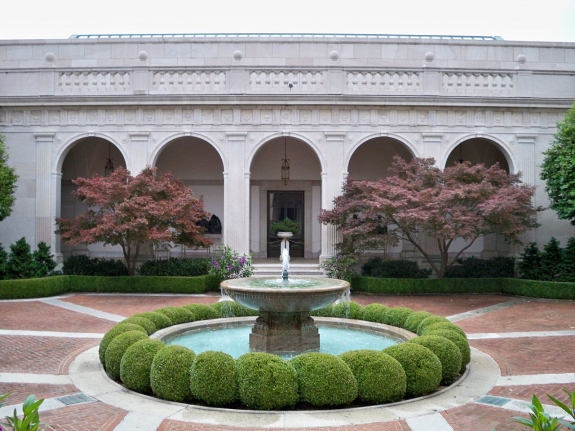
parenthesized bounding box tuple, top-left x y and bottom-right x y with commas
(267, 191, 304, 258)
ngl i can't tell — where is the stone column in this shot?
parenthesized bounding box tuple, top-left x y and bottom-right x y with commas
(421, 133, 443, 164)
(128, 132, 150, 174)
(320, 132, 346, 261)
(34, 133, 56, 252)
(515, 133, 538, 245)
(223, 132, 249, 255)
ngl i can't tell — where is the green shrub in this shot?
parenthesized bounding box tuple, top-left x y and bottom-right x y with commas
(384, 343, 442, 398)
(352, 276, 503, 295)
(0, 243, 7, 279)
(290, 352, 357, 407)
(67, 275, 207, 294)
(409, 335, 462, 385)
(339, 350, 406, 404)
(150, 345, 196, 402)
(445, 256, 515, 278)
(104, 330, 149, 381)
(361, 303, 389, 323)
(236, 352, 298, 410)
(138, 258, 211, 277)
(131, 312, 172, 330)
(427, 329, 471, 373)
(0, 276, 69, 300)
(417, 316, 451, 335)
(501, 278, 575, 300)
(310, 305, 333, 317)
(62, 255, 128, 276)
(361, 257, 431, 279)
(211, 300, 258, 317)
(120, 339, 165, 394)
(204, 274, 222, 292)
(182, 303, 219, 321)
(420, 322, 467, 339)
(5, 238, 35, 279)
(119, 317, 156, 335)
(403, 311, 434, 333)
(190, 351, 238, 406)
(154, 306, 195, 325)
(31, 242, 57, 278)
(331, 301, 363, 320)
(381, 307, 414, 328)
(99, 323, 148, 364)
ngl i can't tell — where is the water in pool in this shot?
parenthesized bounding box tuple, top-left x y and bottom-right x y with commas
(166, 325, 399, 359)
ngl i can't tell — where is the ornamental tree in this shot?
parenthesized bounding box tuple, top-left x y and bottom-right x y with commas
(0, 135, 19, 221)
(56, 167, 211, 275)
(319, 156, 541, 278)
(541, 102, 575, 225)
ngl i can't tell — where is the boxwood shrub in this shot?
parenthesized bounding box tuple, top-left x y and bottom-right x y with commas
(420, 322, 467, 339)
(99, 323, 147, 364)
(119, 317, 156, 335)
(182, 303, 219, 321)
(339, 350, 406, 404)
(381, 307, 414, 328)
(154, 307, 195, 325)
(403, 311, 434, 333)
(332, 301, 363, 320)
(290, 352, 358, 407)
(131, 312, 172, 330)
(310, 304, 333, 317)
(190, 351, 238, 406)
(361, 303, 389, 323)
(409, 335, 462, 385)
(150, 345, 196, 402)
(120, 339, 165, 394)
(427, 329, 471, 373)
(384, 343, 442, 398)
(138, 257, 210, 277)
(236, 352, 298, 410)
(417, 316, 451, 335)
(104, 330, 149, 381)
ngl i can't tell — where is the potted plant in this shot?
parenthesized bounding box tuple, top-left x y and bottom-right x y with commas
(271, 217, 302, 238)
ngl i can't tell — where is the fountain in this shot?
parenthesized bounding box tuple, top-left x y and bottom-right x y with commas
(220, 235, 350, 355)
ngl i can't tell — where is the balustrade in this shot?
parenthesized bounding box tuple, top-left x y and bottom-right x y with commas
(441, 72, 515, 95)
(248, 70, 326, 93)
(58, 71, 132, 94)
(151, 70, 227, 94)
(345, 71, 420, 94)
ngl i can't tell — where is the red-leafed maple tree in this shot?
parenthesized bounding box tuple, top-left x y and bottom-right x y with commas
(319, 156, 542, 278)
(56, 167, 211, 275)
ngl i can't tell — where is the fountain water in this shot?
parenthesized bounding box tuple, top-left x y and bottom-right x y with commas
(221, 236, 350, 355)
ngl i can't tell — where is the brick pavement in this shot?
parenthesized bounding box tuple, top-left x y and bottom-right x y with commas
(1, 292, 574, 430)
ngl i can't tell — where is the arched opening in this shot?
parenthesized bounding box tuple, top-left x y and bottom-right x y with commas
(250, 136, 322, 259)
(446, 138, 510, 173)
(60, 137, 126, 258)
(155, 136, 224, 257)
(348, 137, 413, 180)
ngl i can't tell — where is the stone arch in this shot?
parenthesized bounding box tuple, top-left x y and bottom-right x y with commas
(442, 134, 516, 173)
(346, 133, 417, 180)
(56, 132, 127, 174)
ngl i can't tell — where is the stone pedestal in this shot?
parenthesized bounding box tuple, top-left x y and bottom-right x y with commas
(249, 311, 319, 355)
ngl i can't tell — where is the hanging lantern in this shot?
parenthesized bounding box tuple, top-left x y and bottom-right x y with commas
(104, 143, 114, 176)
(281, 137, 290, 185)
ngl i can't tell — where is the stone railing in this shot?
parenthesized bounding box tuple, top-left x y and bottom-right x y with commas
(345, 71, 421, 94)
(150, 70, 227, 94)
(441, 72, 515, 95)
(248, 70, 326, 93)
(57, 71, 132, 94)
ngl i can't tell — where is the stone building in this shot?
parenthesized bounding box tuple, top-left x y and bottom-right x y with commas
(0, 33, 574, 263)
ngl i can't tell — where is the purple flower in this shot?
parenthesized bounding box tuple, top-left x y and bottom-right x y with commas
(228, 265, 234, 271)
(240, 256, 246, 265)
(212, 261, 219, 269)
(337, 254, 342, 259)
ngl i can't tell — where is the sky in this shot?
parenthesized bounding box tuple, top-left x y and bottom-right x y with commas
(2, 0, 575, 42)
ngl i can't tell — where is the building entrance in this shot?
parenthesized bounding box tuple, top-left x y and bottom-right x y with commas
(267, 191, 304, 258)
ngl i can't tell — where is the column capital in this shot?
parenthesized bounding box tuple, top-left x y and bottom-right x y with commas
(34, 132, 55, 143)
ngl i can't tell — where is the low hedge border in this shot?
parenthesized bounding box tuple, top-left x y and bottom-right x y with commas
(100, 301, 472, 410)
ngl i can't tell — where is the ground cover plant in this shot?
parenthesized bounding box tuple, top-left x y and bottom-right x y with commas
(99, 300, 471, 410)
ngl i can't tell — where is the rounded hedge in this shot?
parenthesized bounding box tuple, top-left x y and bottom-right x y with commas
(131, 312, 172, 330)
(190, 351, 238, 406)
(150, 345, 196, 402)
(332, 301, 363, 320)
(104, 330, 149, 381)
(290, 352, 358, 407)
(384, 343, 442, 398)
(182, 303, 219, 321)
(420, 322, 467, 339)
(403, 311, 434, 333)
(416, 316, 451, 335)
(119, 317, 156, 335)
(99, 323, 147, 364)
(339, 350, 406, 404)
(361, 303, 390, 323)
(154, 306, 195, 325)
(211, 301, 259, 318)
(120, 339, 165, 393)
(310, 304, 333, 317)
(426, 329, 471, 373)
(409, 335, 462, 385)
(381, 307, 414, 328)
(236, 352, 298, 410)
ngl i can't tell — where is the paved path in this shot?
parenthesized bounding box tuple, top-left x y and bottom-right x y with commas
(1, 292, 574, 430)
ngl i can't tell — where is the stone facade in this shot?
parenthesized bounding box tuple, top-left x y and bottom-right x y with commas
(1, 35, 574, 262)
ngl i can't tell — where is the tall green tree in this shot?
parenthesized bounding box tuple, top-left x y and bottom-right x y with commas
(0, 135, 18, 221)
(541, 102, 575, 224)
